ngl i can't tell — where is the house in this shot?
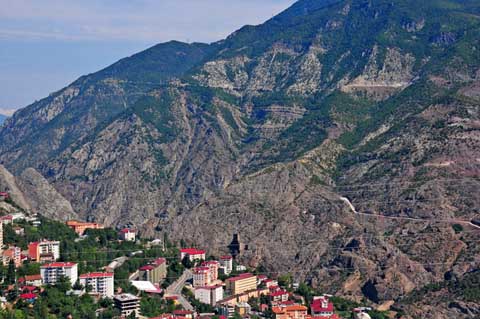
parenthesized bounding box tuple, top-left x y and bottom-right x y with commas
(173, 310, 194, 319)
(195, 285, 224, 305)
(219, 255, 233, 275)
(119, 228, 136, 241)
(311, 296, 336, 318)
(19, 293, 37, 303)
(201, 260, 220, 282)
(79, 272, 114, 298)
(114, 293, 140, 317)
(40, 262, 78, 286)
(2, 246, 21, 267)
(270, 289, 289, 303)
(28, 240, 60, 262)
(272, 305, 308, 319)
(193, 267, 212, 287)
(0, 192, 9, 200)
(24, 274, 42, 287)
(180, 248, 206, 262)
(138, 257, 167, 284)
(66, 220, 103, 235)
(225, 273, 257, 295)
(0, 215, 13, 225)
(235, 302, 252, 316)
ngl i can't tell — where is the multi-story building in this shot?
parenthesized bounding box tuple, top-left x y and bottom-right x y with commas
(193, 266, 211, 287)
(194, 285, 223, 305)
(114, 293, 140, 318)
(28, 240, 60, 262)
(271, 290, 289, 303)
(40, 262, 78, 286)
(0, 222, 3, 248)
(219, 255, 233, 274)
(272, 305, 308, 319)
(138, 258, 167, 284)
(24, 274, 42, 287)
(201, 260, 219, 281)
(66, 220, 104, 235)
(2, 246, 21, 267)
(180, 248, 206, 262)
(226, 273, 257, 295)
(311, 296, 337, 318)
(119, 228, 136, 241)
(79, 272, 114, 298)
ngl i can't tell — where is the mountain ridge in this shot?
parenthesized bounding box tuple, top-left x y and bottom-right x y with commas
(1, 1, 480, 317)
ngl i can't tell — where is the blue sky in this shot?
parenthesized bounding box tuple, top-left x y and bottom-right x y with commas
(0, 0, 295, 114)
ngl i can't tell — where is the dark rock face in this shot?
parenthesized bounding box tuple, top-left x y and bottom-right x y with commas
(1, 0, 480, 316)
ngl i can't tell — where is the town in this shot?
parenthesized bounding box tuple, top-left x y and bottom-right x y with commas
(0, 193, 387, 319)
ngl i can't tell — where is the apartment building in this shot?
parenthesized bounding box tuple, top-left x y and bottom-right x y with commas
(79, 272, 114, 298)
(40, 262, 78, 286)
(226, 273, 257, 295)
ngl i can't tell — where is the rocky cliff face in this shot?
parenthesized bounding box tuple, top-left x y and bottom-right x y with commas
(1, 0, 480, 316)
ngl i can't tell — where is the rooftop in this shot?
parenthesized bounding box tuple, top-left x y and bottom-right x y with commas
(79, 272, 113, 279)
(41, 262, 77, 268)
(226, 273, 255, 282)
(181, 248, 206, 255)
(114, 293, 139, 302)
(272, 305, 308, 314)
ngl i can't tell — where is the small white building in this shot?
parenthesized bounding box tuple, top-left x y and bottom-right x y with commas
(219, 255, 233, 274)
(40, 262, 78, 287)
(79, 272, 114, 298)
(180, 248, 206, 262)
(194, 285, 224, 306)
(119, 228, 136, 241)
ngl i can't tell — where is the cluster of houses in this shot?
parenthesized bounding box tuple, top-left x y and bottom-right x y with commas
(177, 248, 343, 319)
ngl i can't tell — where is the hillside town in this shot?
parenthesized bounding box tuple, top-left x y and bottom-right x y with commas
(0, 193, 387, 319)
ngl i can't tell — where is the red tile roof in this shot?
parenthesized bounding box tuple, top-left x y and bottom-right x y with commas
(79, 272, 113, 279)
(270, 290, 289, 297)
(120, 228, 135, 233)
(173, 310, 194, 315)
(140, 265, 155, 271)
(226, 273, 255, 282)
(311, 298, 334, 313)
(220, 255, 232, 260)
(40, 262, 77, 268)
(180, 248, 205, 255)
(20, 293, 37, 300)
(24, 274, 41, 281)
(153, 258, 166, 265)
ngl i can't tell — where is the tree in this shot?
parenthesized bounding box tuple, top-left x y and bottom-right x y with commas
(181, 256, 193, 269)
(6, 260, 15, 285)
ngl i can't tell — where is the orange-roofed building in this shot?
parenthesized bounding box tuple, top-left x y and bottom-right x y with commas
(272, 305, 308, 319)
(66, 220, 103, 235)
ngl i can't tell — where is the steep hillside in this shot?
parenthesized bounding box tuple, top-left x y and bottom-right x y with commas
(1, 0, 480, 315)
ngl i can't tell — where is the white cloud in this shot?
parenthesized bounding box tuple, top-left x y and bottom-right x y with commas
(0, 108, 17, 116)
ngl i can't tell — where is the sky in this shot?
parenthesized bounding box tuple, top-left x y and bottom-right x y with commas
(0, 0, 296, 114)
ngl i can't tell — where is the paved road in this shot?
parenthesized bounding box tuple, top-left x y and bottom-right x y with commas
(165, 269, 194, 311)
(340, 196, 480, 230)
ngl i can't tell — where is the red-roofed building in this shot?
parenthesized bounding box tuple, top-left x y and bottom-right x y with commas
(311, 296, 335, 318)
(66, 220, 103, 235)
(40, 262, 78, 286)
(19, 293, 37, 302)
(173, 310, 194, 319)
(24, 274, 42, 287)
(180, 248, 206, 262)
(0, 215, 13, 224)
(270, 289, 289, 302)
(119, 228, 136, 241)
(193, 266, 211, 287)
(201, 260, 220, 281)
(28, 240, 60, 263)
(2, 246, 21, 267)
(272, 305, 308, 319)
(80, 272, 114, 298)
(139, 257, 167, 284)
(226, 273, 257, 295)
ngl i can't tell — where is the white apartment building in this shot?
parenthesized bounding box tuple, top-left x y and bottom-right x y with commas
(79, 272, 114, 298)
(195, 285, 224, 306)
(40, 262, 78, 286)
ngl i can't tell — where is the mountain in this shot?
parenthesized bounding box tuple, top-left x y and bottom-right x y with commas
(1, 0, 480, 316)
(0, 114, 8, 125)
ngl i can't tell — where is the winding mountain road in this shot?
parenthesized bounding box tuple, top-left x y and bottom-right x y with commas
(165, 269, 194, 311)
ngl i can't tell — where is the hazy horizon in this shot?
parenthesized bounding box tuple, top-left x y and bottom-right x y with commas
(0, 0, 295, 114)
